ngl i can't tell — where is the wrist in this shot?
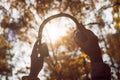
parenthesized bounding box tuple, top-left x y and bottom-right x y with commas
(89, 48, 103, 63)
(90, 55, 103, 63)
(29, 73, 38, 79)
(22, 76, 40, 80)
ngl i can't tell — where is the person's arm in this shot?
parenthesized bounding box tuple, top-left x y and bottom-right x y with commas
(22, 40, 49, 80)
(74, 28, 111, 80)
(22, 76, 40, 80)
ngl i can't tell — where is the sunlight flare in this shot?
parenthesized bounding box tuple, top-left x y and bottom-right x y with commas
(43, 18, 75, 44)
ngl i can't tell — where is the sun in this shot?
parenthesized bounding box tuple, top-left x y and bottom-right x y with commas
(42, 17, 75, 44)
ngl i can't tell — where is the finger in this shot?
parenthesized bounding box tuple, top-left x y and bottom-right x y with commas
(34, 40, 41, 48)
(84, 30, 96, 38)
(39, 43, 49, 57)
(84, 30, 98, 42)
(38, 56, 44, 63)
(31, 40, 41, 58)
(74, 31, 86, 46)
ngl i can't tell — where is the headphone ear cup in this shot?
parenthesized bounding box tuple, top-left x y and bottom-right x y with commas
(39, 43, 49, 57)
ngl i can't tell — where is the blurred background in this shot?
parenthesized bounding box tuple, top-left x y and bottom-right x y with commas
(0, 0, 120, 80)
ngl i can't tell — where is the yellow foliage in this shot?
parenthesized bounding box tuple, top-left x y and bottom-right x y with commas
(113, 6, 119, 12)
(69, 61, 76, 66)
(115, 23, 120, 29)
(41, 5, 47, 10)
(0, 35, 11, 48)
(112, 0, 120, 30)
(0, 59, 7, 69)
(111, 0, 120, 3)
(55, 63, 61, 72)
(78, 58, 84, 63)
(107, 33, 120, 63)
(81, 53, 88, 58)
(69, 58, 84, 67)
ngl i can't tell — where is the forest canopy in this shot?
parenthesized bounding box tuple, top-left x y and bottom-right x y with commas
(0, 0, 120, 80)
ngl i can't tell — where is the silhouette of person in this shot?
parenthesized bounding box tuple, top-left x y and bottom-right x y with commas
(22, 28, 111, 80)
(22, 40, 48, 80)
(74, 28, 111, 80)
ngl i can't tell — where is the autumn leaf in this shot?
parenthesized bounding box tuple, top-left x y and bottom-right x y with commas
(0, 35, 11, 48)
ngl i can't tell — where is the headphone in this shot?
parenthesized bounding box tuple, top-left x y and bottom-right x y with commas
(37, 13, 87, 57)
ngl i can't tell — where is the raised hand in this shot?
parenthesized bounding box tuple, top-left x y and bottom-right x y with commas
(74, 29, 103, 63)
(29, 40, 48, 79)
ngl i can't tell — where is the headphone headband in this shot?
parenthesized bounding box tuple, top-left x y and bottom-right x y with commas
(38, 13, 85, 43)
